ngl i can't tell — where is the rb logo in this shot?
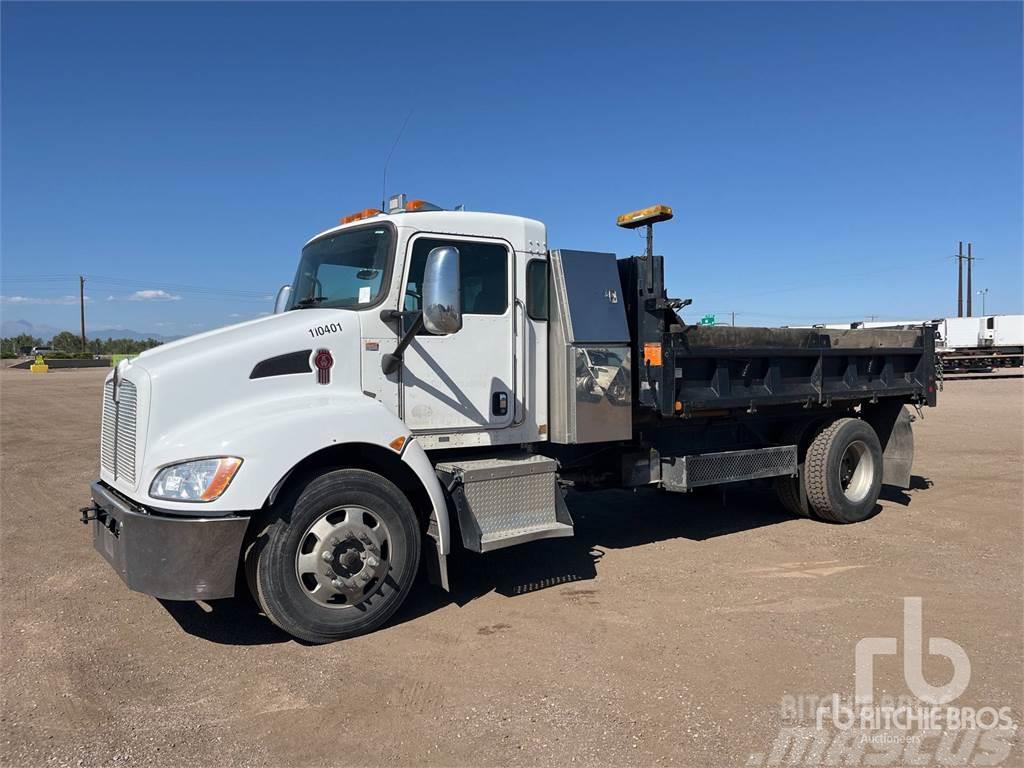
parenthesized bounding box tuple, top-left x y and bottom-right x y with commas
(855, 597, 971, 705)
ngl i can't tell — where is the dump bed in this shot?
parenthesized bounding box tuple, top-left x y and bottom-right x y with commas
(618, 255, 937, 418)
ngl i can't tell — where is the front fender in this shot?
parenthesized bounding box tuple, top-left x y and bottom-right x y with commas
(140, 393, 450, 555)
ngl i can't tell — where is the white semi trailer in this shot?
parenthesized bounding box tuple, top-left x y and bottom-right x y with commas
(798, 316, 1024, 372)
(82, 200, 937, 643)
(947, 315, 1024, 371)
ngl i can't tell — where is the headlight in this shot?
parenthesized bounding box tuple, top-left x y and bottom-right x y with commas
(149, 457, 242, 502)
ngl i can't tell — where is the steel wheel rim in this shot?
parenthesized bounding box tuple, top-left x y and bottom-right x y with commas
(294, 505, 392, 609)
(839, 440, 874, 503)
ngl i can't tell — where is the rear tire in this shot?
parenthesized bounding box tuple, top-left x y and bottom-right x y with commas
(774, 473, 811, 518)
(773, 420, 816, 518)
(804, 417, 883, 523)
(250, 469, 421, 643)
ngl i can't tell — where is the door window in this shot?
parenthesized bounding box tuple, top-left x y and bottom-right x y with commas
(404, 238, 509, 315)
(526, 259, 549, 321)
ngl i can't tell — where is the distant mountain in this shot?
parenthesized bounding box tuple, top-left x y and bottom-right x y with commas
(89, 328, 183, 342)
(0, 319, 61, 340)
(1, 319, 180, 342)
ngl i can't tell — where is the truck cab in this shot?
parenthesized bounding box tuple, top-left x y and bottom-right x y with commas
(289, 204, 552, 449)
(83, 199, 936, 643)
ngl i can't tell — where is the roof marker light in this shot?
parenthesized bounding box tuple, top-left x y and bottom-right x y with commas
(405, 199, 443, 212)
(340, 208, 382, 225)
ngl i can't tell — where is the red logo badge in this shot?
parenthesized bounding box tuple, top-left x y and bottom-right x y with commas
(314, 349, 333, 385)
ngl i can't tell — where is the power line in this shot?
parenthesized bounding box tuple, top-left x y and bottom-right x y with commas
(3, 273, 272, 299)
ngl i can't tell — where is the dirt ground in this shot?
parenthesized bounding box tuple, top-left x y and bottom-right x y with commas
(1, 368, 1021, 767)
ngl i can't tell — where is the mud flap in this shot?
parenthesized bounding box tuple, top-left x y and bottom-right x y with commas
(864, 402, 915, 489)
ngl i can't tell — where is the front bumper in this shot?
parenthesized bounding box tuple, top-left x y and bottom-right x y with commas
(83, 481, 250, 601)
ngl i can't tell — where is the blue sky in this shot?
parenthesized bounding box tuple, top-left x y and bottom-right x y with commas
(2, 1, 1021, 337)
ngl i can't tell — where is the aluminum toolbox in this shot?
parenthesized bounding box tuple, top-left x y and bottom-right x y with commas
(548, 249, 632, 444)
(435, 454, 573, 552)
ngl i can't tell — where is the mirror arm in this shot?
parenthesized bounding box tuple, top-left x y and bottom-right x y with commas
(381, 311, 424, 376)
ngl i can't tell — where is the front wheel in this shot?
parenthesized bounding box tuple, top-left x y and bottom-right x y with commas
(249, 469, 421, 643)
(803, 417, 883, 523)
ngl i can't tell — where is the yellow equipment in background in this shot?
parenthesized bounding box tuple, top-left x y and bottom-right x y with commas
(30, 355, 48, 373)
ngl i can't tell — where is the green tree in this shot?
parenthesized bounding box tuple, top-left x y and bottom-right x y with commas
(51, 331, 83, 353)
(0, 334, 43, 357)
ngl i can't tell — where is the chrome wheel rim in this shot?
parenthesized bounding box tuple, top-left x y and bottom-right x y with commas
(839, 440, 874, 503)
(295, 505, 391, 608)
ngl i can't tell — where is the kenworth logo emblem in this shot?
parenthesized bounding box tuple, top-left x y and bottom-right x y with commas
(314, 349, 333, 385)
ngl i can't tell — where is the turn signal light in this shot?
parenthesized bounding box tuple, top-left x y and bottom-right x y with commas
(201, 458, 244, 501)
(340, 208, 382, 225)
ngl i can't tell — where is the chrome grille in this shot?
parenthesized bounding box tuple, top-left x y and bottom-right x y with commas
(100, 381, 116, 474)
(100, 378, 138, 484)
(115, 381, 138, 483)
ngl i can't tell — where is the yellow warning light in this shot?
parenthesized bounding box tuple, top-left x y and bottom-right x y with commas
(388, 435, 408, 453)
(616, 204, 673, 229)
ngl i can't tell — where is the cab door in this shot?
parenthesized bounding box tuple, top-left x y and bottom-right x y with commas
(400, 233, 515, 433)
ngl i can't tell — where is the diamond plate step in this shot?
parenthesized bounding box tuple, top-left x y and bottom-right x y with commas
(436, 454, 574, 553)
(661, 445, 798, 492)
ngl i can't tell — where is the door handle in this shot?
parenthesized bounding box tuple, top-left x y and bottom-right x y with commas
(513, 299, 527, 426)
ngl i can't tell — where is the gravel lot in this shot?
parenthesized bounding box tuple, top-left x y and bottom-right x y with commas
(1, 368, 1021, 767)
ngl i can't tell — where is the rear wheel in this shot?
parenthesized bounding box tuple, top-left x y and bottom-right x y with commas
(774, 472, 810, 518)
(803, 417, 883, 523)
(249, 468, 421, 643)
(773, 420, 816, 518)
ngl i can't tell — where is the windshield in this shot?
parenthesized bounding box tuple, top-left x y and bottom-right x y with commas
(289, 225, 394, 310)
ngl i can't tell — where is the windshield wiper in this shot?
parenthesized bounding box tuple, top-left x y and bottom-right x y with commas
(294, 296, 327, 309)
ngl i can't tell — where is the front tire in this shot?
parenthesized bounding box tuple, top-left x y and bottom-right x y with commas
(804, 417, 883, 523)
(251, 469, 421, 643)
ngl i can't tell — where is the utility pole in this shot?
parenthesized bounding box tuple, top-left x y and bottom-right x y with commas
(731, 311, 735, 327)
(956, 241, 963, 317)
(966, 243, 974, 317)
(79, 275, 87, 352)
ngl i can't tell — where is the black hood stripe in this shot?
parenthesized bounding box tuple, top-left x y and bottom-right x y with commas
(250, 350, 313, 379)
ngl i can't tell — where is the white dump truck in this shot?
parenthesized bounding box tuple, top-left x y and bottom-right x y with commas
(82, 199, 937, 643)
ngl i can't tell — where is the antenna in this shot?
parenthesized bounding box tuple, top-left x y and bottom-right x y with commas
(382, 108, 415, 210)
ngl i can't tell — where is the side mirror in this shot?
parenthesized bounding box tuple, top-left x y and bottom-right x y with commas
(422, 246, 462, 334)
(273, 284, 292, 314)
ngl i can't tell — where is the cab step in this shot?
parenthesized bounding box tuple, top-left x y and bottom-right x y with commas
(435, 454, 574, 553)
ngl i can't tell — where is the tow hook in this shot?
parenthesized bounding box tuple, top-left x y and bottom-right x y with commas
(80, 505, 102, 524)
(80, 505, 118, 537)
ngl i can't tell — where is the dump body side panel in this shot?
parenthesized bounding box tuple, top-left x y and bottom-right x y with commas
(616, 254, 936, 420)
